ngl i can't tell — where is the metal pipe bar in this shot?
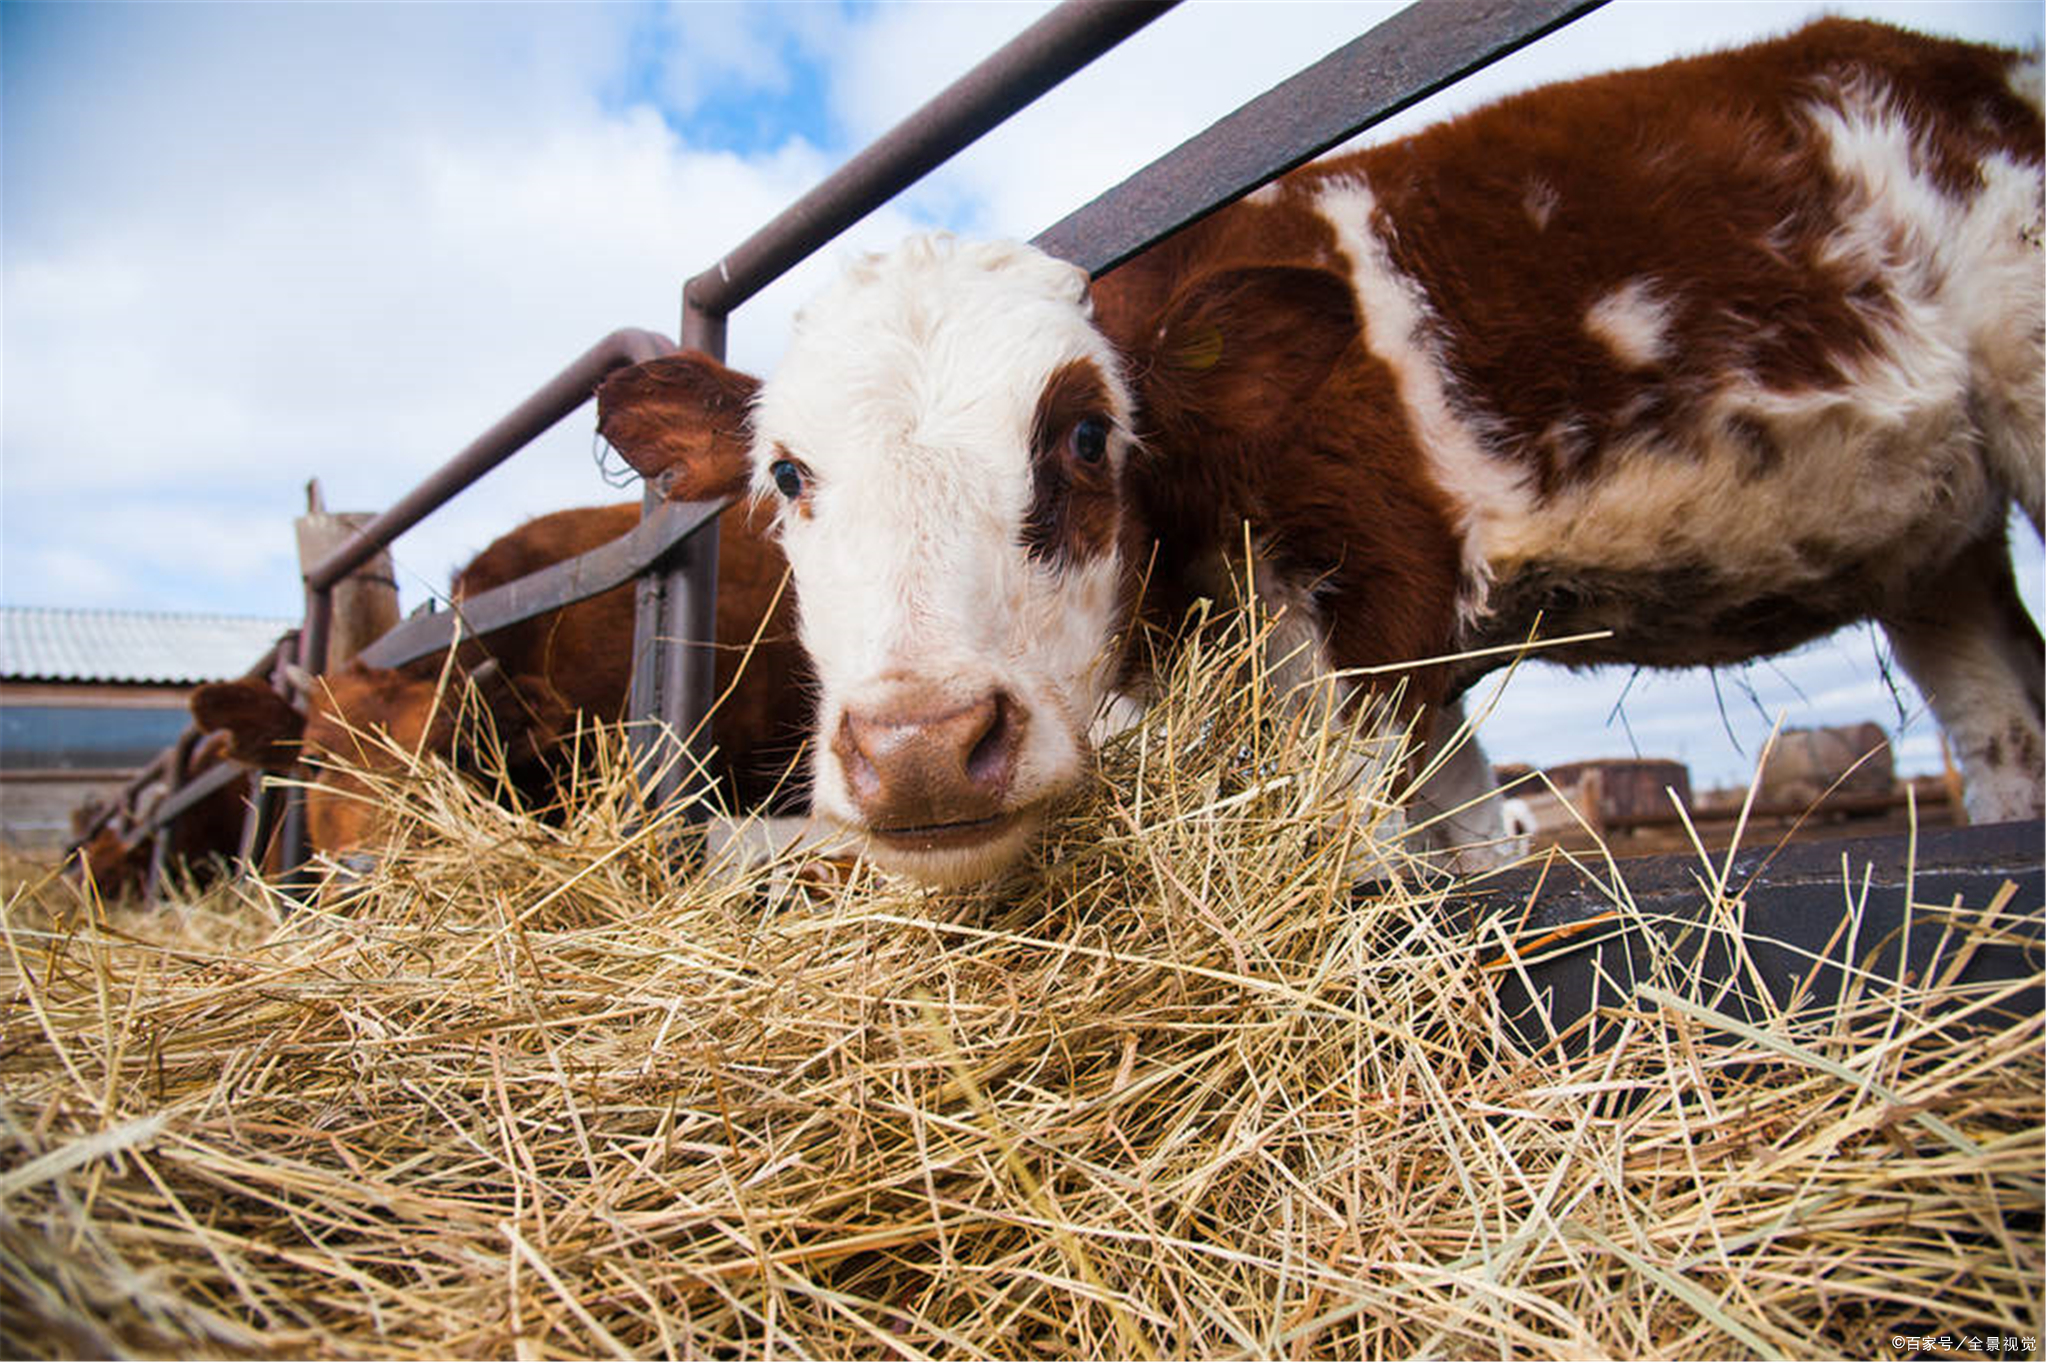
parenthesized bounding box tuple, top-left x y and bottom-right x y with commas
(356, 496, 726, 672)
(303, 327, 675, 595)
(144, 757, 244, 828)
(681, 0, 1178, 322)
(630, 304, 730, 810)
(237, 781, 280, 873)
(278, 779, 309, 880)
(1033, 0, 1609, 275)
(300, 583, 334, 680)
(650, 525, 720, 804)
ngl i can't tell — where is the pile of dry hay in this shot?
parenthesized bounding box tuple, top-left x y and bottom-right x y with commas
(3, 605, 2039, 1361)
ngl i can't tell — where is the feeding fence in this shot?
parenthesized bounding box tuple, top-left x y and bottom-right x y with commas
(56, 0, 2040, 987)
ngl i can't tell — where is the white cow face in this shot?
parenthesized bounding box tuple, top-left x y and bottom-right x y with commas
(746, 237, 1137, 883)
(597, 236, 1361, 886)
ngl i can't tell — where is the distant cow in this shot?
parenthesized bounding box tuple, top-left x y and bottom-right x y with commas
(194, 503, 809, 859)
(68, 727, 253, 899)
(600, 20, 2044, 886)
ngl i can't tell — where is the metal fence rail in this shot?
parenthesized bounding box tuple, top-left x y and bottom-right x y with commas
(676, 0, 1182, 353)
(1036, 0, 1606, 273)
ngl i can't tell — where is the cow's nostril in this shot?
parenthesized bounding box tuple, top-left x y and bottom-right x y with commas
(965, 692, 1016, 790)
(836, 713, 882, 801)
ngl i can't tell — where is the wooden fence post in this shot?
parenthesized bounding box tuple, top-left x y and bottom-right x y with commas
(296, 480, 399, 671)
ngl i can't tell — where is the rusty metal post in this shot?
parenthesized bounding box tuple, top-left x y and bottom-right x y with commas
(629, 301, 724, 812)
(628, 507, 721, 810)
(280, 593, 323, 879)
(145, 813, 169, 902)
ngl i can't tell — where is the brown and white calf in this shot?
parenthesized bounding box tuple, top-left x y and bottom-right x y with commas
(601, 19, 2044, 886)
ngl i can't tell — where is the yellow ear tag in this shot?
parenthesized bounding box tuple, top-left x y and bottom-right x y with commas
(1168, 324, 1224, 372)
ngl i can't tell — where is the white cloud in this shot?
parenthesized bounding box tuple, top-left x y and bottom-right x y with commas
(643, 2, 853, 121)
(0, 2, 908, 616)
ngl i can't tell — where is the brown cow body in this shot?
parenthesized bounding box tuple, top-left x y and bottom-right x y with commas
(603, 20, 2042, 885)
(195, 503, 808, 859)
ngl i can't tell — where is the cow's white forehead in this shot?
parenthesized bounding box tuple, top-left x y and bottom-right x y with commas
(749, 235, 1122, 496)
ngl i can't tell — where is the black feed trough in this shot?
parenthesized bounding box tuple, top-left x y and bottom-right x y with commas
(1446, 820, 2044, 1054)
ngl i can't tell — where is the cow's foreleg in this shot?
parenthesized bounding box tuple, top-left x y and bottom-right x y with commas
(1882, 529, 2045, 824)
(1403, 698, 1516, 873)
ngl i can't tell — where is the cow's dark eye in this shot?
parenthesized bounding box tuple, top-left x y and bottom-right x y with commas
(769, 458, 806, 500)
(1070, 415, 1110, 466)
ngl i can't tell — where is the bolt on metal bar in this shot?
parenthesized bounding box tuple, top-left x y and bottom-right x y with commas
(1034, 0, 1610, 275)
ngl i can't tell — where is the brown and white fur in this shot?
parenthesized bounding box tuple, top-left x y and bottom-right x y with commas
(601, 20, 2043, 886)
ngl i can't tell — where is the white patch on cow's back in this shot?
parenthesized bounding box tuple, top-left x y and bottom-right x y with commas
(2010, 52, 2043, 117)
(1483, 75, 2039, 602)
(1523, 177, 1560, 231)
(1802, 69, 2042, 526)
(1314, 178, 1533, 620)
(1582, 278, 1671, 370)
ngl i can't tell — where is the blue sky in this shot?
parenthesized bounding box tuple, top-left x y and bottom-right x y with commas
(3, 0, 2040, 791)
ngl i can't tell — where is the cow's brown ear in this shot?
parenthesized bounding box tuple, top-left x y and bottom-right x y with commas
(1139, 265, 1358, 442)
(597, 351, 760, 502)
(190, 680, 304, 770)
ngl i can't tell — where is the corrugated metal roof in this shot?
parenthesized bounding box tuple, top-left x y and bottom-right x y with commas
(1, 606, 295, 686)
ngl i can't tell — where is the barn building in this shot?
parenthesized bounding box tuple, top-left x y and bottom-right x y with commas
(0, 606, 292, 851)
